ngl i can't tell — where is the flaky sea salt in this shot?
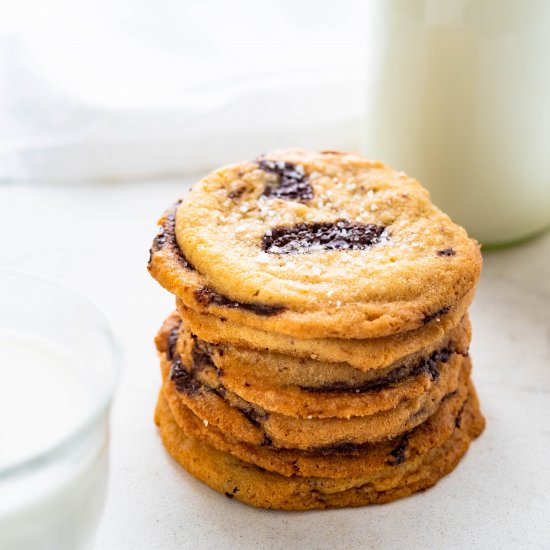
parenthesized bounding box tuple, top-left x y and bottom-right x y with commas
(255, 253, 270, 264)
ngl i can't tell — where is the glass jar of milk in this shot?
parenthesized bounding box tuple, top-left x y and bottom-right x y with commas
(0, 271, 119, 550)
(364, 0, 550, 245)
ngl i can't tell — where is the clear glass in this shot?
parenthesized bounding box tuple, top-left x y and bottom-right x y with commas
(0, 270, 119, 550)
(364, 0, 550, 246)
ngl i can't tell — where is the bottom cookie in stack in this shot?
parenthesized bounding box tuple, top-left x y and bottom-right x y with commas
(155, 384, 483, 510)
(154, 314, 484, 510)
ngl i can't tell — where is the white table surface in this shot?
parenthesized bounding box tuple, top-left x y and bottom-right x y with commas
(1, 179, 549, 550)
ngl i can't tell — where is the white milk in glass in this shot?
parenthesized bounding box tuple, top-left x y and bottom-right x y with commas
(364, 0, 550, 245)
(0, 331, 108, 550)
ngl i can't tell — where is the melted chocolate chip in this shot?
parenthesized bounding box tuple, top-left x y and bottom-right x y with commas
(169, 334, 271, 430)
(423, 305, 451, 324)
(239, 405, 269, 428)
(148, 202, 194, 270)
(169, 358, 201, 394)
(410, 348, 451, 381)
(194, 286, 284, 316)
(437, 248, 456, 257)
(258, 159, 313, 202)
(388, 435, 409, 466)
(262, 220, 387, 254)
(299, 347, 452, 394)
(166, 325, 181, 361)
(313, 442, 364, 455)
(299, 366, 408, 394)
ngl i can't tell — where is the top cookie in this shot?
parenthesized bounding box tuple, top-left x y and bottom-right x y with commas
(151, 149, 481, 339)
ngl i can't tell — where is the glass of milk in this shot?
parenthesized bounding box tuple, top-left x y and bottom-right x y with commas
(0, 270, 119, 550)
(364, 0, 550, 245)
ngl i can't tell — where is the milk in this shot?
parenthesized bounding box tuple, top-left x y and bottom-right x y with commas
(364, 0, 550, 245)
(0, 331, 109, 550)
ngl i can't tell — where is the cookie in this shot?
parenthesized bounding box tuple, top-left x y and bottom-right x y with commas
(148, 150, 481, 340)
(172, 313, 471, 419)
(154, 382, 484, 509)
(175, 287, 473, 372)
(156, 315, 470, 449)
(159, 355, 478, 479)
(148, 149, 485, 510)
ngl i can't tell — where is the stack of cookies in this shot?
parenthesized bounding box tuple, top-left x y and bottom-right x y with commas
(148, 150, 484, 510)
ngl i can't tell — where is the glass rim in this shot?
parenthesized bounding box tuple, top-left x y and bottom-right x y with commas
(0, 268, 121, 480)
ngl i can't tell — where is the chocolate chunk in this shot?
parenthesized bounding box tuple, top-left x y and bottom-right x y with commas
(437, 248, 456, 256)
(388, 435, 409, 466)
(299, 346, 452, 394)
(239, 405, 269, 428)
(166, 325, 181, 361)
(194, 286, 284, 316)
(149, 202, 194, 270)
(169, 357, 201, 394)
(313, 442, 363, 455)
(299, 367, 409, 394)
(168, 334, 272, 430)
(423, 305, 451, 324)
(224, 492, 234, 499)
(411, 347, 451, 380)
(262, 220, 387, 254)
(258, 159, 313, 202)
(412, 354, 437, 381)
